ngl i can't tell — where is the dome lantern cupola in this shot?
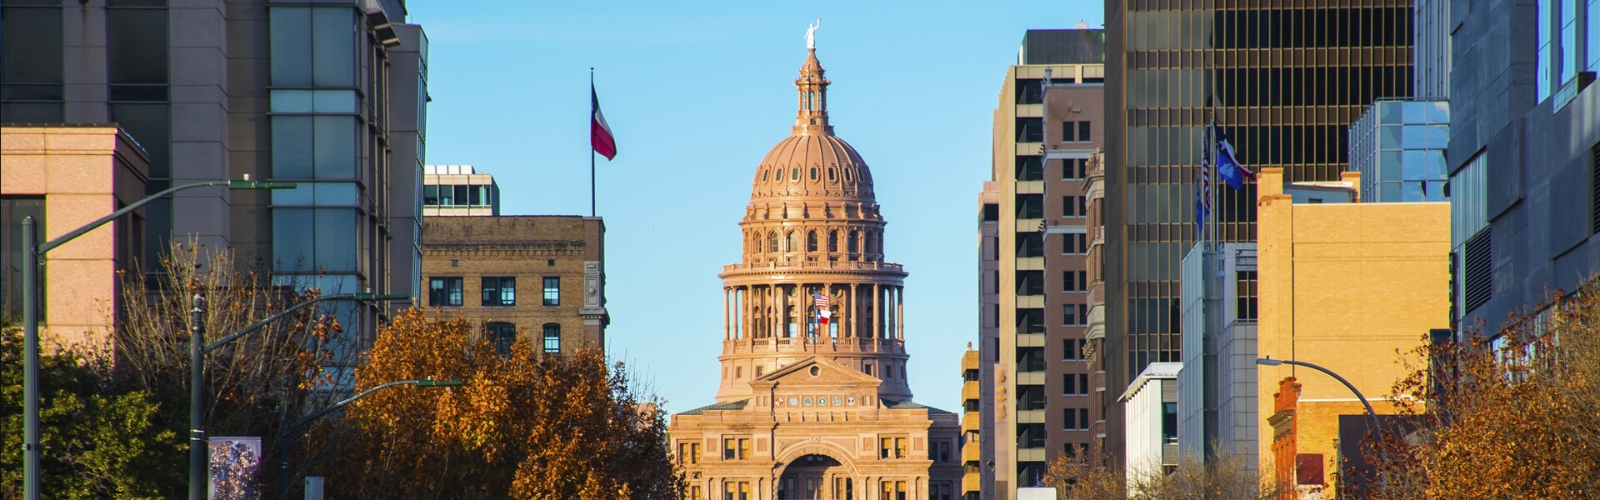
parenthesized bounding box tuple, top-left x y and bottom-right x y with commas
(794, 49, 832, 136)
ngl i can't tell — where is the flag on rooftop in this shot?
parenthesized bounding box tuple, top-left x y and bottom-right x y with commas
(591, 84, 617, 160)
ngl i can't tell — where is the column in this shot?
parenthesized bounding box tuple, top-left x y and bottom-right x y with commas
(896, 286, 905, 341)
(849, 283, 857, 339)
(723, 287, 730, 340)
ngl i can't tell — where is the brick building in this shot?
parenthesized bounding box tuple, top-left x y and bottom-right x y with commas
(419, 215, 607, 355)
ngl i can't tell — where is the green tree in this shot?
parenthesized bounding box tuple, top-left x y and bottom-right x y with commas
(1, 322, 179, 499)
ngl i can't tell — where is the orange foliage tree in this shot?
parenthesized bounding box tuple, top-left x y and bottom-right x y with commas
(1363, 280, 1600, 499)
(308, 307, 684, 499)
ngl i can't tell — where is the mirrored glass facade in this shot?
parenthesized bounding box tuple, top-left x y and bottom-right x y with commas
(1105, 0, 1413, 467)
(1349, 99, 1449, 202)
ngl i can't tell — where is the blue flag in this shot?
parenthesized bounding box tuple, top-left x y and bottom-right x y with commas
(1195, 175, 1210, 239)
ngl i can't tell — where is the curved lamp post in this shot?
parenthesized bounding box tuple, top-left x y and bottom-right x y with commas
(1256, 357, 1384, 433)
(276, 379, 465, 499)
(19, 177, 295, 500)
(190, 292, 408, 500)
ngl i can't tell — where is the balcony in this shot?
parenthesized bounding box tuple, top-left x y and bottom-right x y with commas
(962, 380, 980, 402)
(1016, 257, 1044, 270)
(963, 472, 981, 493)
(1016, 371, 1045, 385)
(963, 442, 981, 463)
(721, 260, 904, 274)
(1016, 180, 1044, 194)
(1016, 218, 1043, 233)
(1017, 410, 1045, 424)
(1017, 448, 1046, 462)
(1017, 333, 1046, 347)
(962, 415, 981, 433)
(1016, 295, 1044, 308)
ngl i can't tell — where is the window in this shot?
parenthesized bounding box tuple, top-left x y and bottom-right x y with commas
(1079, 409, 1090, 430)
(1062, 158, 1087, 180)
(423, 185, 439, 205)
(487, 322, 516, 355)
(1063, 270, 1087, 292)
(828, 231, 839, 252)
(807, 231, 818, 252)
(1065, 408, 1077, 430)
(848, 231, 860, 253)
(936, 440, 951, 462)
(1016, 194, 1044, 219)
(723, 437, 751, 460)
(1017, 348, 1046, 372)
(1062, 233, 1087, 254)
(542, 277, 560, 306)
(1063, 304, 1086, 326)
(1016, 117, 1043, 142)
(880, 437, 908, 458)
(723, 481, 750, 500)
(1063, 338, 1081, 360)
(482, 277, 516, 306)
(1078, 121, 1091, 142)
(881, 480, 908, 500)
(1017, 233, 1044, 258)
(1064, 373, 1088, 395)
(542, 324, 560, 354)
(1162, 402, 1178, 444)
(429, 277, 463, 307)
(1236, 271, 1259, 320)
(1016, 156, 1043, 181)
(678, 442, 701, 464)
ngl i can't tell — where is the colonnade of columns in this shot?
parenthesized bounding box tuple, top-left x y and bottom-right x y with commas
(697, 475, 929, 500)
(723, 282, 904, 344)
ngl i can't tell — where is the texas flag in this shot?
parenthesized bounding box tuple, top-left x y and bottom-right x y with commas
(1214, 123, 1253, 189)
(591, 84, 617, 160)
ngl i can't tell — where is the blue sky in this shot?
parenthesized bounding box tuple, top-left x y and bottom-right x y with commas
(407, 0, 1106, 414)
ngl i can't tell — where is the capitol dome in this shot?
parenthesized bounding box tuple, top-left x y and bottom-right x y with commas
(749, 48, 875, 202)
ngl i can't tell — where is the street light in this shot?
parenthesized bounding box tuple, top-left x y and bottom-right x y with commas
(1255, 357, 1384, 433)
(19, 177, 295, 500)
(191, 292, 409, 500)
(276, 378, 464, 499)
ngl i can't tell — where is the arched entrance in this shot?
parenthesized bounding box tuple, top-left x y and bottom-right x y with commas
(777, 454, 852, 500)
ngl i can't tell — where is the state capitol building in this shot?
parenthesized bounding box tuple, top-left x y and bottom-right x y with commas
(667, 42, 963, 500)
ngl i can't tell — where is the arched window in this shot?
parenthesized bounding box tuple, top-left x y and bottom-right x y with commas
(752, 234, 761, 253)
(791, 168, 800, 181)
(844, 169, 852, 182)
(810, 168, 818, 181)
(848, 230, 860, 253)
(762, 169, 768, 182)
(865, 231, 875, 254)
(786, 231, 797, 253)
(828, 231, 839, 252)
(828, 168, 836, 181)
(807, 231, 819, 252)
(768, 232, 779, 254)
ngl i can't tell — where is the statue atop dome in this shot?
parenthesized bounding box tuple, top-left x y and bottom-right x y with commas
(805, 18, 820, 49)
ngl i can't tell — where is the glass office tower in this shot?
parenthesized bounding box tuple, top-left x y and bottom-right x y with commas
(1103, 0, 1413, 466)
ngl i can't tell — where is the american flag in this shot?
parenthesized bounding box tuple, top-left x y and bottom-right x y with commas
(813, 292, 829, 309)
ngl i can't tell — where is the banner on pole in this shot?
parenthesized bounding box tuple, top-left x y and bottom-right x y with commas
(209, 436, 262, 500)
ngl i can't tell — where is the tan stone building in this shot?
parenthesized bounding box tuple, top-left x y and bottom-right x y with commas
(1, 125, 148, 347)
(668, 46, 962, 500)
(422, 165, 500, 217)
(419, 216, 606, 355)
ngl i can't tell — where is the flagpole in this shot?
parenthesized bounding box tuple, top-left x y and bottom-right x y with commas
(590, 67, 597, 217)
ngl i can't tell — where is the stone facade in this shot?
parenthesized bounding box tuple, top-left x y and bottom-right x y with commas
(419, 216, 606, 354)
(669, 46, 961, 500)
(0, 125, 149, 347)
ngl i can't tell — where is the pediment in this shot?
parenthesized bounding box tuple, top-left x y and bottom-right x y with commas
(754, 355, 881, 389)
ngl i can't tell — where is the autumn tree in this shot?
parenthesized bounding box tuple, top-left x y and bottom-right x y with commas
(1363, 279, 1600, 499)
(313, 307, 684, 500)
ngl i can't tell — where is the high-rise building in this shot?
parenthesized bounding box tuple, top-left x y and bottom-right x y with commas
(1102, 0, 1416, 465)
(975, 181, 1000, 500)
(423, 165, 500, 216)
(419, 215, 607, 355)
(982, 27, 1106, 496)
(960, 346, 982, 500)
(0, 0, 429, 360)
(1449, 0, 1600, 331)
(667, 44, 962, 500)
